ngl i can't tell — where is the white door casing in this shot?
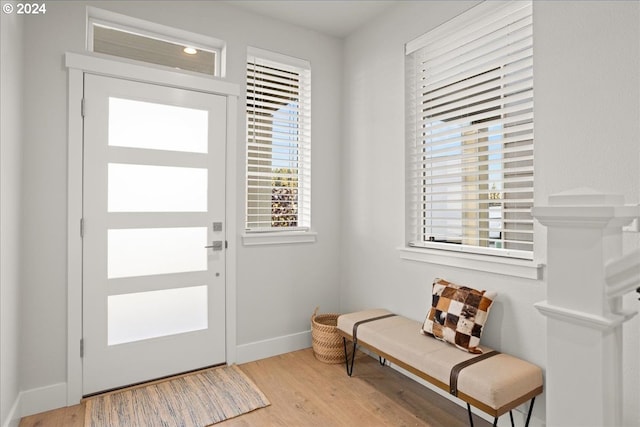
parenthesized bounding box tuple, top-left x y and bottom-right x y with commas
(66, 52, 239, 403)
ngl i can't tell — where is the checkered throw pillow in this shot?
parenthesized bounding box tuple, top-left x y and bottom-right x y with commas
(421, 278, 496, 354)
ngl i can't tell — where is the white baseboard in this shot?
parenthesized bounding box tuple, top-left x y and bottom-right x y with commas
(1, 396, 20, 427)
(236, 330, 312, 364)
(18, 382, 67, 419)
(2, 382, 67, 427)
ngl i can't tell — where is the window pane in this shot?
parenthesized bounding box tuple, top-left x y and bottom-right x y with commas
(94, 25, 216, 76)
(405, 0, 534, 258)
(108, 285, 208, 345)
(108, 228, 207, 279)
(245, 50, 311, 231)
(109, 97, 208, 153)
(108, 163, 207, 212)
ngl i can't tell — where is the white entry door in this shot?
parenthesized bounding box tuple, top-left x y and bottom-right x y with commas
(82, 73, 227, 395)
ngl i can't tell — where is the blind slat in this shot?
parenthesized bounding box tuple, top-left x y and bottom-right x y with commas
(416, 175, 533, 191)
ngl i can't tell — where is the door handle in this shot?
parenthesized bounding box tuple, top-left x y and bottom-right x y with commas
(205, 241, 223, 251)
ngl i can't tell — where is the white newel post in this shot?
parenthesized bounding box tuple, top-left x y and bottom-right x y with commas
(532, 189, 640, 427)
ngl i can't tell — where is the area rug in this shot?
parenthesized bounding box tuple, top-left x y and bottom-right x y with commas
(85, 365, 270, 426)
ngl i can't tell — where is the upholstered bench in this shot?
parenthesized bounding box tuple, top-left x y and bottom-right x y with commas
(337, 308, 543, 427)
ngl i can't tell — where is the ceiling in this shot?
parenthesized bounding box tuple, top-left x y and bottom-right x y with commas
(227, 1, 398, 38)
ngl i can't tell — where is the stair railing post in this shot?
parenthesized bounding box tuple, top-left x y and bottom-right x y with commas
(532, 189, 639, 427)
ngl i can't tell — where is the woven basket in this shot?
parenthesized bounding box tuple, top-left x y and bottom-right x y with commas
(311, 307, 343, 364)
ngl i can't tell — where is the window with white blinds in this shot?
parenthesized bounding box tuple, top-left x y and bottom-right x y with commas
(405, 1, 533, 259)
(246, 48, 311, 231)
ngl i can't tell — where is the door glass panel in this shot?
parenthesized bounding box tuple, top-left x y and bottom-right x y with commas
(108, 163, 207, 212)
(109, 97, 208, 153)
(108, 285, 208, 345)
(108, 227, 207, 279)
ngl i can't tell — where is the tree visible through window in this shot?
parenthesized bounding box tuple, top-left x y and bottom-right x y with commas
(271, 168, 298, 227)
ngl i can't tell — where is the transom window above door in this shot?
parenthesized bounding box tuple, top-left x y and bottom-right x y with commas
(87, 7, 225, 77)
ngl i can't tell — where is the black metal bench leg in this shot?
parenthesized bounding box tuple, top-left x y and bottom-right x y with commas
(487, 397, 535, 427)
(467, 403, 475, 427)
(343, 337, 357, 377)
(524, 397, 536, 427)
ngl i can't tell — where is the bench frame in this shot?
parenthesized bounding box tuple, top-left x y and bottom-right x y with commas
(338, 329, 541, 427)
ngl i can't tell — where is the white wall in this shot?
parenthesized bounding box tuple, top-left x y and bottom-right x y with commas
(17, 0, 342, 407)
(341, 1, 640, 426)
(8, 0, 640, 424)
(1, 9, 24, 427)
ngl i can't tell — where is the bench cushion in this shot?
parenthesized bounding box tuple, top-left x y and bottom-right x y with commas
(337, 309, 543, 412)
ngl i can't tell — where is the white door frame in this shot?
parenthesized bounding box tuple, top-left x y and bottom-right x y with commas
(65, 52, 239, 405)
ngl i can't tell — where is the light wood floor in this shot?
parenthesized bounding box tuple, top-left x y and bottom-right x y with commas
(20, 348, 490, 427)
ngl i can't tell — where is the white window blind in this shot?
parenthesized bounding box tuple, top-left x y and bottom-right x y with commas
(405, 1, 533, 259)
(246, 48, 311, 231)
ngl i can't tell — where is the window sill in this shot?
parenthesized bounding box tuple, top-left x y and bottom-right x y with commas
(242, 230, 317, 246)
(398, 246, 544, 280)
